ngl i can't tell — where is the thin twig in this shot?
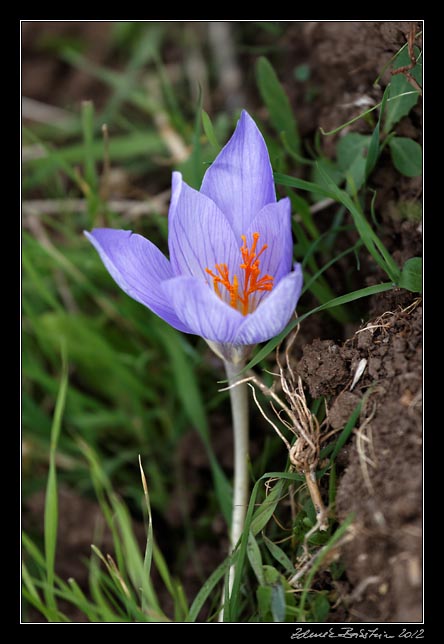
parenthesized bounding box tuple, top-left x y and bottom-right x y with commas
(309, 198, 335, 215)
(391, 23, 423, 96)
(22, 97, 74, 127)
(355, 402, 378, 494)
(22, 194, 170, 219)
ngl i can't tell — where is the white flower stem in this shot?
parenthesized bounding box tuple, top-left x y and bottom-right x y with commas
(220, 358, 249, 620)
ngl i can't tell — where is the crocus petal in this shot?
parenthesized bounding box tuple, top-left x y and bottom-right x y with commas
(168, 173, 239, 280)
(200, 110, 276, 238)
(167, 171, 182, 225)
(235, 265, 303, 345)
(245, 197, 293, 286)
(85, 229, 190, 333)
(162, 276, 243, 344)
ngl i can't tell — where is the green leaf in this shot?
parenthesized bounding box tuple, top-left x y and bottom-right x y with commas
(294, 63, 310, 82)
(312, 593, 330, 621)
(389, 137, 422, 177)
(202, 110, 221, 150)
(257, 585, 273, 621)
(310, 158, 342, 201)
(384, 47, 422, 134)
(247, 532, 265, 585)
(365, 85, 390, 179)
(365, 121, 380, 180)
(398, 257, 422, 293)
(185, 90, 204, 189)
(250, 479, 284, 535)
(256, 57, 300, 155)
(263, 534, 295, 575)
(271, 583, 286, 622)
(337, 133, 371, 193)
(337, 133, 370, 171)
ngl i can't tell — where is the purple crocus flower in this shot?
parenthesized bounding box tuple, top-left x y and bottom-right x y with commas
(85, 111, 302, 359)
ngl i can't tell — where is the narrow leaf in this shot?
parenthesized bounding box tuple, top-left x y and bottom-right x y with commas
(263, 534, 295, 575)
(44, 345, 68, 614)
(256, 57, 300, 154)
(202, 110, 221, 150)
(271, 583, 286, 622)
(247, 532, 265, 585)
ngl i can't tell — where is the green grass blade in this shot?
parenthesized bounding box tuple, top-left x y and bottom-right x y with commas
(22, 531, 46, 568)
(154, 325, 232, 523)
(24, 131, 165, 190)
(247, 532, 265, 585)
(329, 402, 362, 464)
(262, 534, 295, 576)
(81, 100, 101, 226)
(298, 514, 354, 619)
(44, 344, 68, 614)
(315, 164, 400, 281)
(187, 555, 232, 622)
(274, 172, 334, 200)
(228, 470, 305, 621)
(256, 57, 301, 155)
(202, 110, 221, 150)
(22, 561, 40, 604)
(22, 586, 64, 622)
(189, 90, 203, 189)
(365, 85, 389, 179)
(81, 100, 98, 193)
(103, 26, 163, 122)
(278, 163, 400, 282)
(139, 455, 154, 614)
(250, 479, 285, 535)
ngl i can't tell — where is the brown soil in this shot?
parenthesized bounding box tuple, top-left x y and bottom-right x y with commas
(22, 22, 112, 108)
(282, 21, 422, 145)
(298, 292, 422, 622)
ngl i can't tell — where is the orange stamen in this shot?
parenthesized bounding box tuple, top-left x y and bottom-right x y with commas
(205, 232, 274, 315)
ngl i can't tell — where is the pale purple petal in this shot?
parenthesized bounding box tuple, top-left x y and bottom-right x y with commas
(162, 276, 243, 343)
(244, 197, 293, 286)
(235, 265, 303, 345)
(168, 173, 239, 281)
(167, 171, 182, 225)
(200, 110, 276, 238)
(85, 229, 190, 333)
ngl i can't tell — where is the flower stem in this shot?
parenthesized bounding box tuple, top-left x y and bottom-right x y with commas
(222, 359, 249, 618)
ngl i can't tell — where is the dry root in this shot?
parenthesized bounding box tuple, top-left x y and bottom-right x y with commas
(223, 322, 329, 531)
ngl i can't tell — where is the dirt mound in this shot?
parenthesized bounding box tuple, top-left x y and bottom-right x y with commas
(299, 295, 422, 622)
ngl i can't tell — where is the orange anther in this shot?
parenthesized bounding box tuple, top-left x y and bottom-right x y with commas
(206, 233, 274, 315)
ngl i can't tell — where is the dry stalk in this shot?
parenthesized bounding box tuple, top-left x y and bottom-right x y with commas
(355, 402, 378, 495)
